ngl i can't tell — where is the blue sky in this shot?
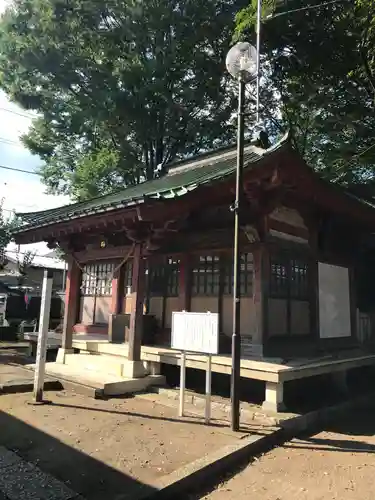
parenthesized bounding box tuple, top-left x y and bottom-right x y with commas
(0, 0, 70, 255)
(0, 90, 69, 215)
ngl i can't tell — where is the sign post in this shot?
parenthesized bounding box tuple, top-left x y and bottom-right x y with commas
(205, 354, 212, 424)
(33, 269, 53, 403)
(179, 351, 186, 417)
(171, 311, 219, 424)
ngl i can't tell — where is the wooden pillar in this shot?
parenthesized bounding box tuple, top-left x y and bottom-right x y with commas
(128, 243, 145, 362)
(179, 253, 191, 311)
(108, 264, 125, 344)
(58, 258, 81, 362)
(308, 226, 320, 343)
(252, 244, 269, 357)
(111, 265, 123, 315)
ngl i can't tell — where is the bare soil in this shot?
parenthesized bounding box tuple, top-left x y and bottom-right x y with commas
(0, 389, 245, 500)
(199, 405, 375, 500)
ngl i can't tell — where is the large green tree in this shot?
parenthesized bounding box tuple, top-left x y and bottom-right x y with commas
(235, 0, 375, 190)
(0, 0, 247, 200)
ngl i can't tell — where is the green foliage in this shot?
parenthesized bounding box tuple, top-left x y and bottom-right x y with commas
(16, 249, 36, 286)
(0, 200, 20, 271)
(235, 0, 375, 189)
(0, 0, 248, 200)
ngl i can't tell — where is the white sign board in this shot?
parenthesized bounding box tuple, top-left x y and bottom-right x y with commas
(171, 311, 219, 355)
(318, 263, 351, 339)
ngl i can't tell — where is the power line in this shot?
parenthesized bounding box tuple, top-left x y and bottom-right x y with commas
(0, 137, 25, 148)
(266, 0, 349, 19)
(0, 164, 41, 176)
(339, 141, 375, 172)
(0, 106, 35, 120)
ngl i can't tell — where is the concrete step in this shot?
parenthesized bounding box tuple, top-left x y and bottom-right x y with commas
(26, 361, 165, 398)
(64, 352, 126, 377)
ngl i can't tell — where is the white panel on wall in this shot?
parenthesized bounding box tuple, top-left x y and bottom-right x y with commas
(318, 263, 351, 339)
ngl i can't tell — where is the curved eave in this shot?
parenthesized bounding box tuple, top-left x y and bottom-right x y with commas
(14, 159, 254, 235)
(14, 137, 291, 239)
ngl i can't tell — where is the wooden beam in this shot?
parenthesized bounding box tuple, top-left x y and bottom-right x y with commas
(111, 264, 124, 315)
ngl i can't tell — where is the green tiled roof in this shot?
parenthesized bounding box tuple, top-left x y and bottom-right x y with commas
(16, 135, 289, 231)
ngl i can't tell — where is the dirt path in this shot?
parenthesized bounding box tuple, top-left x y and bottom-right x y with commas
(0, 389, 246, 500)
(200, 404, 375, 500)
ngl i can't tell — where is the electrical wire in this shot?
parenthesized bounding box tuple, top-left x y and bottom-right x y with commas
(0, 137, 26, 148)
(337, 141, 375, 173)
(267, 0, 349, 19)
(0, 164, 41, 176)
(0, 106, 35, 120)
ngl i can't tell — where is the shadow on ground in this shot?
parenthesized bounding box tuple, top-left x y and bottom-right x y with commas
(0, 409, 157, 500)
(282, 404, 375, 456)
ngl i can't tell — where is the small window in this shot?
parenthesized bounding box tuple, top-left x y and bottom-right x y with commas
(290, 259, 309, 299)
(270, 257, 288, 298)
(81, 262, 114, 296)
(223, 253, 253, 296)
(166, 257, 180, 297)
(270, 255, 309, 300)
(124, 260, 133, 295)
(149, 262, 166, 297)
(192, 255, 220, 296)
(149, 257, 180, 297)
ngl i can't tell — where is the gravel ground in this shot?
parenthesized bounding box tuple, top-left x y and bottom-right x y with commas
(199, 404, 375, 500)
(0, 390, 242, 500)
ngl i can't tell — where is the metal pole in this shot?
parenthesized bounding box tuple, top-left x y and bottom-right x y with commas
(231, 76, 245, 432)
(205, 354, 212, 424)
(179, 351, 186, 417)
(256, 0, 262, 123)
(33, 269, 53, 403)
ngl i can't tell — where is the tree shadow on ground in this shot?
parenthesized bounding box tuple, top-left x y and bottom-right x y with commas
(281, 404, 375, 457)
(0, 409, 157, 500)
(283, 435, 375, 454)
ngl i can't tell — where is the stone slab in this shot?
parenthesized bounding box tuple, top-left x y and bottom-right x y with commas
(0, 361, 62, 394)
(0, 460, 77, 500)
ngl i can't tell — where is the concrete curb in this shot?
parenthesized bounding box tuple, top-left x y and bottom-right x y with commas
(121, 390, 375, 500)
(0, 363, 63, 395)
(0, 379, 63, 394)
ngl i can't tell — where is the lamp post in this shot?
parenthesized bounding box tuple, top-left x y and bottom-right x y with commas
(225, 42, 257, 431)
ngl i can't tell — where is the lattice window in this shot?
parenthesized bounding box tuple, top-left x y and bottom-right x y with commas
(81, 262, 114, 296)
(81, 264, 96, 295)
(149, 257, 180, 297)
(149, 262, 166, 297)
(270, 257, 289, 298)
(192, 255, 220, 296)
(166, 257, 180, 297)
(223, 253, 253, 296)
(290, 259, 309, 299)
(124, 260, 133, 294)
(270, 255, 309, 300)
